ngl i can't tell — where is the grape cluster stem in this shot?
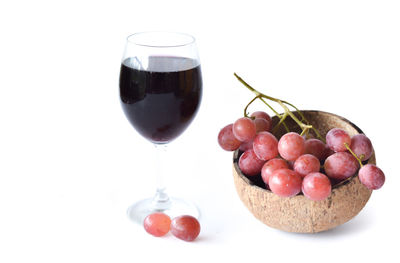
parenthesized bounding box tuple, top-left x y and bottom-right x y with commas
(234, 73, 324, 141)
(344, 143, 365, 167)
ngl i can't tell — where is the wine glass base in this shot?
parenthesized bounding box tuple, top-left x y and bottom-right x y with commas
(127, 197, 200, 224)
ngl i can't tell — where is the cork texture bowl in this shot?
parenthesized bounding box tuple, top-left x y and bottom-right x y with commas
(232, 110, 374, 233)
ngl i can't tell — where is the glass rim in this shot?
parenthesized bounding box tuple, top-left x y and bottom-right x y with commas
(126, 31, 196, 48)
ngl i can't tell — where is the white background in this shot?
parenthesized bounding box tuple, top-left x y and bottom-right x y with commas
(1, 0, 399, 262)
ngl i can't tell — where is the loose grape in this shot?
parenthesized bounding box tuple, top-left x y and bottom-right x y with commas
(251, 111, 271, 122)
(239, 149, 266, 176)
(302, 172, 332, 201)
(261, 158, 288, 185)
(239, 139, 254, 152)
(304, 138, 326, 161)
(254, 118, 271, 133)
(358, 164, 385, 190)
(269, 168, 302, 197)
(253, 131, 279, 161)
(294, 154, 321, 178)
(278, 132, 305, 161)
(171, 215, 200, 242)
(350, 134, 373, 161)
(324, 152, 359, 180)
(326, 128, 351, 152)
(143, 212, 171, 237)
(218, 124, 242, 151)
(233, 117, 257, 142)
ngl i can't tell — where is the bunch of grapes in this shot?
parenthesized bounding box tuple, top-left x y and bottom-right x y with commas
(218, 112, 385, 200)
(218, 74, 385, 201)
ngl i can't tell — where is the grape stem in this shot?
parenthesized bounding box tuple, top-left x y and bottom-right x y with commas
(244, 95, 260, 118)
(234, 73, 324, 141)
(344, 143, 364, 167)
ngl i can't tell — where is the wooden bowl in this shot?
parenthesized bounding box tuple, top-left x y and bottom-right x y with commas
(232, 110, 374, 233)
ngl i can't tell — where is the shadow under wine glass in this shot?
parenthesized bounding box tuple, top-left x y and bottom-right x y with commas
(119, 31, 202, 223)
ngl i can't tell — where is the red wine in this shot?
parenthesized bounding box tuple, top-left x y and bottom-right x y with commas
(120, 56, 202, 143)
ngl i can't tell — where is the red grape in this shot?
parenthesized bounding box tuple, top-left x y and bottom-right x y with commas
(350, 134, 373, 161)
(143, 212, 171, 237)
(302, 172, 332, 201)
(294, 154, 321, 178)
(326, 128, 351, 152)
(239, 149, 266, 176)
(287, 160, 295, 170)
(171, 215, 200, 242)
(218, 124, 241, 151)
(251, 111, 271, 122)
(254, 118, 271, 133)
(233, 117, 257, 142)
(324, 152, 359, 180)
(253, 131, 279, 161)
(278, 132, 305, 161)
(358, 164, 385, 190)
(323, 145, 335, 160)
(261, 158, 288, 185)
(304, 138, 326, 161)
(269, 168, 302, 197)
(239, 139, 254, 152)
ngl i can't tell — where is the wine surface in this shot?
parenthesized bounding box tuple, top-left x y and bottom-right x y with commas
(120, 56, 202, 143)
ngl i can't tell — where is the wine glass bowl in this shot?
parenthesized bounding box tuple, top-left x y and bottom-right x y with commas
(119, 32, 202, 223)
(120, 32, 202, 144)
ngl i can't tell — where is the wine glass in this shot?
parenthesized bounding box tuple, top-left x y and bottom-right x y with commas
(119, 31, 202, 223)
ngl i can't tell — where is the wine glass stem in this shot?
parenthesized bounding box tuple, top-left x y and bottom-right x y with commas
(152, 143, 171, 211)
